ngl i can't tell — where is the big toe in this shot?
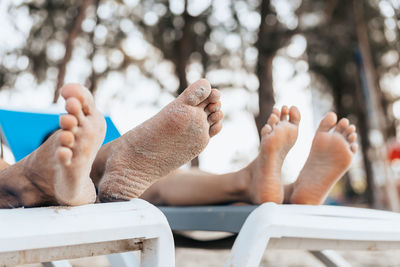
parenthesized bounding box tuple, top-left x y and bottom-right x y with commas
(61, 84, 95, 115)
(180, 79, 212, 106)
(317, 112, 337, 132)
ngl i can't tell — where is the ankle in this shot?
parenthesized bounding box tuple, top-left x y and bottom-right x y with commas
(231, 164, 253, 202)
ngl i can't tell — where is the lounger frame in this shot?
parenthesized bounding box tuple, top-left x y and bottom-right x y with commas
(0, 199, 175, 267)
(226, 203, 400, 266)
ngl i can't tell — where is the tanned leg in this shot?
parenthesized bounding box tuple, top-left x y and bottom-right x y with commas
(140, 168, 249, 205)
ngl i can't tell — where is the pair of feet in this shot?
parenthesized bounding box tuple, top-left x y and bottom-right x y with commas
(0, 80, 223, 207)
(0, 79, 357, 208)
(244, 106, 358, 205)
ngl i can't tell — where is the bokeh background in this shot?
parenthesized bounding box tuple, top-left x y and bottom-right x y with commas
(2, 0, 400, 266)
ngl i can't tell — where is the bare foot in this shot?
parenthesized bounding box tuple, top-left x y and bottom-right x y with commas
(0, 84, 106, 208)
(243, 106, 300, 204)
(95, 79, 223, 202)
(290, 112, 358, 205)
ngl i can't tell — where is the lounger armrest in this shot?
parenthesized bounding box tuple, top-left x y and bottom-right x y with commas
(226, 203, 400, 267)
(0, 199, 175, 266)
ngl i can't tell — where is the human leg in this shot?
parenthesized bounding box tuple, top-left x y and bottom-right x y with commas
(140, 168, 250, 205)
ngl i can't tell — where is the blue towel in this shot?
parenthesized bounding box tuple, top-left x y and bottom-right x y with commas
(0, 109, 121, 161)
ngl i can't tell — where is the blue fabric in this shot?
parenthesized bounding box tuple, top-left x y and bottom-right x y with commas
(0, 109, 121, 162)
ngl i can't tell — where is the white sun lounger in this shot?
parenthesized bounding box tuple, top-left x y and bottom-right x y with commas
(0, 199, 175, 266)
(226, 203, 400, 266)
(2, 108, 400, 266)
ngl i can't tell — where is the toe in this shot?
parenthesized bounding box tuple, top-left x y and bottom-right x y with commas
(61, 84, 95, 115)
(280, 106, 289, 121)
(347, 132, 357, 143)
(344, 124, 356, 137)
(208, 89, 221, 104)
(261, 124, 273, 136)
(272, 107, 280, 118)
(209, 121, 222, 137)
(56, 147, 73, 166)
(208, 110, 223, 125)
(61, 84, 85, 103)
(60, 114, 78, 130)
(65, 98, 85, 122)
(335, 118, 349, 133)
(267, 113, 280, 129)
(317, 112, 337, 132)
(205, 101, 221, 115)
(180, 79, 212, 106)
(289, 106, 301, 125)
(200, 88, 220, 109)
(59, 131, 75, 147)
(350, 143, 358, 153)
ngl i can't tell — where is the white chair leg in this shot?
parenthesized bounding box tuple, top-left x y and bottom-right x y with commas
(310, 250, 352, 267)
(107, 252, 140, 267)
(141, 237, 175, 267)
(225, 205, 273, 267)
(43, 260, 72, 267)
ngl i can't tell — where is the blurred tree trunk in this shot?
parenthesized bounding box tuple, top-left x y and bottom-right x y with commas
(255, 54, 275, 135)
(255, 0, 275, 137)
(175, 0, 192, 96)
(88, 0, 101, 94)
(353, 0, 399, 210)
(53, 0, 92, 102)
(353, 64, 375, 206)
